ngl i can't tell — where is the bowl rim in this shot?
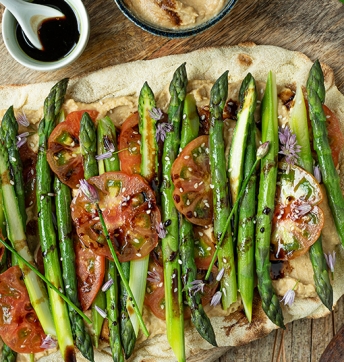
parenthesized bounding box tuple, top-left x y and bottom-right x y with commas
(114, 0, 238, 38)
(2, 0, 90, 71)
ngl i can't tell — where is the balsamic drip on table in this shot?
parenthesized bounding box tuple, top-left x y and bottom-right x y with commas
(16, 0, 80, 62)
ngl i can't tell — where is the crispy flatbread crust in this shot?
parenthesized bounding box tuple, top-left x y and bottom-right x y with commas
(1, 43, 344, 362)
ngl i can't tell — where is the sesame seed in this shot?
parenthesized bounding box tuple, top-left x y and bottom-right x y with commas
(40, 195, 44, 200)
(133, 131, 138, 135)
(223, 257, 227, 263)
(198, 231, 204, 236)
(134, 238, 140, 243)
(174, 288, 178, 293)
(146, 210, 151, 214)
(201, 143, 205, 147)
(70, 141, 75, 147)
(199, 181, 203, 186)
(160, 304, 165, 309)
(183, 114, 186, 119)
(207, 247, 211, 251)
(210, 184, 214, 189)
(10, 180, 15, 185)
(29, 201, 33, 206)
(178, 259, 182, 264)
(222, 288, 227, 296)
(11, 157, 16, 162)
(193, 211, 197, 217)
(186, 199, 190, 206)
(136, 253, 142, 257)
(194, 183, 198, 189)
(158, 282, 163, 288)
(184, 155, 190, 159)
(172, 273, 176, 279)
(131, 147, 137, 152)
(188, 167, 193, 172)
(165, 156, 170, 161)
(110, 157, 115, 161)
(201, 115, 206, 120)
(99, 100, 104, 105)
(179, 188, 184, 193)
(30, 143, 35, 147)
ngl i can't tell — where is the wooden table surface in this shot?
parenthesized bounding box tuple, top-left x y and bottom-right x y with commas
(1, 0, 344, 361)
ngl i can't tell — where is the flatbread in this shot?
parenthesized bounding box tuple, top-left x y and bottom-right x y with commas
(1, 42, 344, 362)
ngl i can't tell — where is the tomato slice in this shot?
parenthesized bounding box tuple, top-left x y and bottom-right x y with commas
(118, 112, 141, 175)
(71, 172, 161, 262)
(47, 110, 98, 189)
(193, 226, 216, 270)
(323, 105, 344, 167)
(144, 258, 165, 320)
(0, 266, 46, 353)
(171, 135, 213, 226)
(271, 162, 324, 260)
(74, 238, 105, 311)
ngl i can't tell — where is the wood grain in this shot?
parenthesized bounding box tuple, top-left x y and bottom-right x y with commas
(0, 0, 344, 361)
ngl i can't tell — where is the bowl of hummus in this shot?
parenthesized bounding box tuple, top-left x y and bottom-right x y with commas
(115, 0, 238, 37)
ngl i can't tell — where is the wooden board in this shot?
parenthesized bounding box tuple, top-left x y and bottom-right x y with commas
(1, 0, 344, 361)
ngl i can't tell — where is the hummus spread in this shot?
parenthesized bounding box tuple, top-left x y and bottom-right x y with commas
(124, 0, 227, 30)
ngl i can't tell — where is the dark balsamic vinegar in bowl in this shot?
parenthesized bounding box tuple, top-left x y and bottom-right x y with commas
(16, 0, 80, 62)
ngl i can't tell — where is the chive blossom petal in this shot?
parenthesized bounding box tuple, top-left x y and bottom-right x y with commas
(79, 179, 99, 203)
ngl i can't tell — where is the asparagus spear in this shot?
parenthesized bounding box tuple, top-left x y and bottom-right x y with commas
(178, 93, 216, 345)
(0, 126, 56, 337)
(160, 63, 187, 362)
(127, 82, 158, 338)
(237, 115, 257, 323)
(0, 185, 17, 362)
(255, 71, 285, 329)
(80, 112, 124, 360)
(54, 112, 94, 362)
(1, 343, 17, 362)
(306, 60, 344, 246)
(209, 71, 237, 309)
(290, 85, 333, 310)
(1, 106, 26, 228)
(36, 79, 75, 358)
(96, 117, 132, 360)
(228, 73, 257, 234)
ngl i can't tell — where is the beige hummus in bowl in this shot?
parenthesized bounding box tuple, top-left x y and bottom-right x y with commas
(114, 0, 238, 37)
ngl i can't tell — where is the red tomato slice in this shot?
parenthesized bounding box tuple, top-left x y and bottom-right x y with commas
(271, 162, 324, 260)
(323, 105, 344, 167)
(71, 172, 161, 262)
(0, 266, 46, 353)
(118, 112, 141, 175)
(74, 239, 105, 311)
(171, 135, 213, 226)
(144, 258, 165, 320)
(47, 110, 98, 189)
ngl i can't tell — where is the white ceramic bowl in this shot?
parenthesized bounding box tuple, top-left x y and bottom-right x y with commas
(2, 0, 90, 71)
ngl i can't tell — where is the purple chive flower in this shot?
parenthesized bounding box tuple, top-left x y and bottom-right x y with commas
(104, 137, 116, 153)
(189, 280, 205, 294)
(16, 131, 31, 148)
(40, 335, 57, 350)
(156, 222, 167, 239)
(102, 278, 114, 292)
(257, 141, 270, 159)
(149, 107, 164, 121)
(16, 112, 30, 127)
(210, 291, 222, 307)
(156, 122, 173, 142)
(290, 201, 312, 220)
(95, 151, 112, 160)
(216, 267, 225, 282)
(79, 179, 99, 203)
(324, 251, 336, 273)
(314, 165, 322, 183)
(147, 269, 161, 284)
(95, 305, 107, 319)
(278, 126, 301, 171)
(96, 137, 116, 160)
(280, 289, 295, 307)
